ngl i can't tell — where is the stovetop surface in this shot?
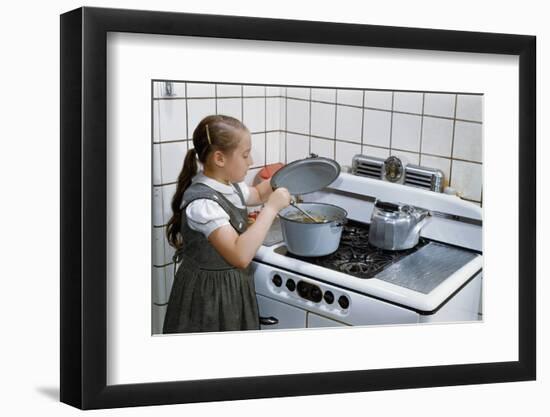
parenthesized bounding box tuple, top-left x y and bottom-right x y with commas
(274, 220, 429, 280)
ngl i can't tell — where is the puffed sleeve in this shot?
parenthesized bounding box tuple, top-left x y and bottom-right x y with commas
(185, 199, 230, 238)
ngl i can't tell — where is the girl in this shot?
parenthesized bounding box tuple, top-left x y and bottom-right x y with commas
(162, 114, 291, 333)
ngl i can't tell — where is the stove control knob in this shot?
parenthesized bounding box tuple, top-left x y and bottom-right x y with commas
(310, 286, 322, 302)
(285, 279, 296, 292)
(323, 291, 334, 304)
(272, 274, 283, 287)
(338, 295, 350, 309)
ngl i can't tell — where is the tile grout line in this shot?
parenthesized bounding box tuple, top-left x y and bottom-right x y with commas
(308, 88, 312, 156)
(285, 91, 288, 164)
(333, 90, 338, 160)
(449, 94, 458, 186)
(264, 88, 267, 166)
(155, 88, 170, 283)
(389, 92, 395, 153)
(158, 94, 482, 122)
(151, 82, 162, 304)
(154, 79, 483, 96)
(157, 83, 166, 265)
(360, 90, 365, 154)
(214, 83, 218, 115)
(419, 93, 426, 165)
(273, 132, 482, 161)
(307, 88, 311, 156)
(154, 141, 483, 187)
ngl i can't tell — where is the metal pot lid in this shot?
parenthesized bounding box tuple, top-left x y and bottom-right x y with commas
(271, 156, 341, 195)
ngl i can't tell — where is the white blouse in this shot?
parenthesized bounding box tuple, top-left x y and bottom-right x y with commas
(184, 172, 251, 238)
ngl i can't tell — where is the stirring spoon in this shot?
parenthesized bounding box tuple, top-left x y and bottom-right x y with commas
(289, 200, 323, 223)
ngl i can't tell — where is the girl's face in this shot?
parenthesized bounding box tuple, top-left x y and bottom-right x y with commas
(223, 130, 253, 183)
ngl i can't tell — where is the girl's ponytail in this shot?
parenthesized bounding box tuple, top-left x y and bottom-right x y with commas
(166, 148, 198, 250)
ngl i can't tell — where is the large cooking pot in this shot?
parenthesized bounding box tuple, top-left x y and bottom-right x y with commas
(278, 203, 347, 256)
(270, 155, 345, 256)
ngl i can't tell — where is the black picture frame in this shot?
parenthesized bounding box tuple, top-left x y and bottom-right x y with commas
(60, 6, 536, 410)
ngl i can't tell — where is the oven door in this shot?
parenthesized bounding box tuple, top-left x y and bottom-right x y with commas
(256, 294, 306, 330)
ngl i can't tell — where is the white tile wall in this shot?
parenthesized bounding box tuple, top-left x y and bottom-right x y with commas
(266, 98, 282, 131)
(160, 141, 187, 184)
(365, 91, 393, 110)
(152, 187, 164, 226)
(158, 99, 188, 141)
(186, 99, 216, 138)
(152, 83, 485, 323)
(420, 154, 451, 186)
(421, 116, 454, 157)
(336, 105, 362, 143)
(312, 88, 336, 103)
(311, 102, 336, 138)
(243, 85, 266, 96)
(153, 144, 162, 185)
(155, 81, 186, 98)
(287, 99, 310, 134)
(456, 95, 483, 122)
(152, 266, 167, 304)
(286, 133, 310, 161)
(266, 132, 283, 164)
(391, 149, 420, 166)
(363, 109, 391, 148)
(243, 98, 266, 132)
(153, 227, 166, 266)
(311, 137, 334, 159)
(217, 98, 242, 120)
(266, 86, 282, 96)
(335, 141, 361, 168)
(161, 184, 177, 226)
(453, 121, 482, 162)
(153, 81, 161, 98)
(279, 97, 287, 131)
(337, 89, 363, 106)
(251, 133, 266, 167)
(152, 305, 167, 335)
(186, 83, 215, 98)
(451, 160, 482, 200)
(362, 145, 390, 159)
(424, 93, 455, 118)
(217, 84, 242, 97)
(393, 92, 423, 114)
(279, 132, 287, 163)
(286, 87, 310, 100)
(152, 101, 160, 142)
(391, 113, 422, 152)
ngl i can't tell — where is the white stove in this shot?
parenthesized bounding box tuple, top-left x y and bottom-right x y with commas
(251, 173, 483, 329)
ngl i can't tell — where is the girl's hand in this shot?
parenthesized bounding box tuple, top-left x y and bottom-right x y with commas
(265, 187, 291, 212)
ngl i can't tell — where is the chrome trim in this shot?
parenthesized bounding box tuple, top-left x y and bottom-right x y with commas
(353, 154, 446, 193)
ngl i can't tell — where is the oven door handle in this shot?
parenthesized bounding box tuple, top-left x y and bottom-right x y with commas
(259, 316, 279, 325)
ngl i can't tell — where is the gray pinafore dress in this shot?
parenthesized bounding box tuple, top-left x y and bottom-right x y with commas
(162, 182, 260, 333)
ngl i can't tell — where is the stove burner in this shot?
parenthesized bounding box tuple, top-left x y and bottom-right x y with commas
(278, 220, 428, 279)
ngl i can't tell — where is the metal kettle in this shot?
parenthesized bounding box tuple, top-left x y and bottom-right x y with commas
(368, 200, 432, 250)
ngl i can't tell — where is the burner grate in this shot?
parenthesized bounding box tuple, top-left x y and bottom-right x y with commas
(279, 221, 428, 279)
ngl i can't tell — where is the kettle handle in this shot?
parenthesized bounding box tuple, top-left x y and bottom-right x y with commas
(375, 200, 400, 212)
